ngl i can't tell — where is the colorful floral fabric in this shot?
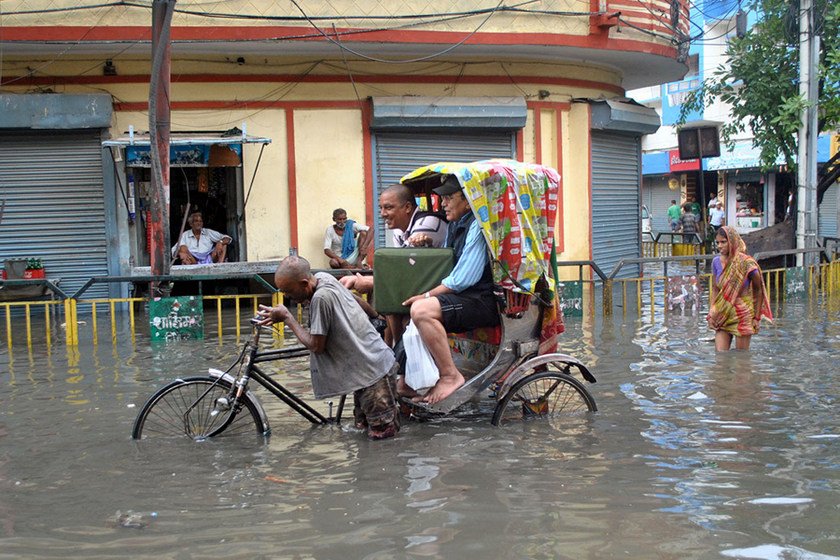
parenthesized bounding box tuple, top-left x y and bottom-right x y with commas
(403, 159, 565, 347)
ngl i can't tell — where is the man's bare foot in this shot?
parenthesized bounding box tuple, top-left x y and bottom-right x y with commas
(419, 372, 465, 405)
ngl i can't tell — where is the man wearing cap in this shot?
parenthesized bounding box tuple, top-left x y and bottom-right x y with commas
(400, 174, 500, 404)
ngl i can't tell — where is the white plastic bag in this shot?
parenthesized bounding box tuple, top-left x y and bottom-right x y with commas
(403, 320, 440, 391)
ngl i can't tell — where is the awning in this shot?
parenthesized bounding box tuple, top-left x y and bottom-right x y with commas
(102, 126, 271, 147)
(590, 99, 660, 135)
(102, 127, 271, 167)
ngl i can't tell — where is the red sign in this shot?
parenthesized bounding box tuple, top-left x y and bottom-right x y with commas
(669, 149, 700, 172)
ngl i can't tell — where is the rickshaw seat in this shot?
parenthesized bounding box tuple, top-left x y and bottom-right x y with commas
(448, 325, 502, 345)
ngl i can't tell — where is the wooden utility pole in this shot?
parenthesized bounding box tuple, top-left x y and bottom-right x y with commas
(149, 0, 175, 287)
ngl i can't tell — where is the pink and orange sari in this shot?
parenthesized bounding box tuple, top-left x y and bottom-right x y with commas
(707, 226, 773, 336)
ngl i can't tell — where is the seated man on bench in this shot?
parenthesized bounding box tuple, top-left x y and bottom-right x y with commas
(400, 175, 500, 404)
(172, 211, 232, 265)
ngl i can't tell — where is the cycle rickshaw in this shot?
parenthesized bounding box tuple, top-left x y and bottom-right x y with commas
(132, 159, 597, 440)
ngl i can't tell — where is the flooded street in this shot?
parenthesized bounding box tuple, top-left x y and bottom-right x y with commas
(1, 299, 838, 559)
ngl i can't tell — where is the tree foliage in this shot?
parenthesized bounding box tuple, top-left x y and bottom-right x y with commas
(679, 0, 839, 172)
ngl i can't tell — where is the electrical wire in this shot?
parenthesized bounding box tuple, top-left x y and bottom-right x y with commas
(332, 23, 361, 103)
(287, 0, 510, 64)
(0, 2, 124, 87)
(0, 0, 764, 81)
(0, 0, 748, 50)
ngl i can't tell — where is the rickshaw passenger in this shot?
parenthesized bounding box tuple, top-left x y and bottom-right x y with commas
(401, 175, 500, 404)
(341, 183, 447, 343)
(385, 183, 448, 249)
(341, 184, 446, 296)
(258, 256, 400, 440)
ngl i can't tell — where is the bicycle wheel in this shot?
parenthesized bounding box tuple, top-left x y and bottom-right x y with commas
(132, 376, 267, 440)
(491, 371, 596, 426)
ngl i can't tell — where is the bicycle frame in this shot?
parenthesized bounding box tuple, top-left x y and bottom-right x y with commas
(214, 324, 347, 426)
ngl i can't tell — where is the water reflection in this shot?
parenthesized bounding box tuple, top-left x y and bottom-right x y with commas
(0, 301, 838, 558)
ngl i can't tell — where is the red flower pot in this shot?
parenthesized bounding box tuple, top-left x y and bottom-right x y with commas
(23, 269, 45, 279)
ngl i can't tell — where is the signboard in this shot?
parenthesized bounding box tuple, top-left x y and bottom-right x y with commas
(678, 127, 721, 159)
(560, 281, 583, 317)
(785, 267, 806, 296)
(668, 149, 700, 172)
(149, 296, 204, 341)
(126, 144, 242, 167)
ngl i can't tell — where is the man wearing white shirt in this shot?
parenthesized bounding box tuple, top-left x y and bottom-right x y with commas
(709, 201, 726, 234)
(171, 211, 231, 265)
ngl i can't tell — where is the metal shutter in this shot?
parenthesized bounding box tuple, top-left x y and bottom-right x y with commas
(818, 182, 837, 238)
(651, 177, 676, 234)
(372, 131, 515, 247)
(0, 130, 110, 298)
(591, 131, 641, 278)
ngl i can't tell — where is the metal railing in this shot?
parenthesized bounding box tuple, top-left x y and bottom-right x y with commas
(642, 231, 705, 258)
(1, 254, 837, 349)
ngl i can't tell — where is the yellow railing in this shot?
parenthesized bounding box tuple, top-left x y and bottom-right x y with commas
(1, 292, 292, 350)
(610, 260, 840, 317)
(2, 260, 837, 349)
(2, 299, 64, 348)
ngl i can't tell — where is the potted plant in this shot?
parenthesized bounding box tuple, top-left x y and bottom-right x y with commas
(24, 258, 45, 279)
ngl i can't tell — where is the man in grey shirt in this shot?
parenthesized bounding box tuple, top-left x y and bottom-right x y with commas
(258, 255, 399, 439)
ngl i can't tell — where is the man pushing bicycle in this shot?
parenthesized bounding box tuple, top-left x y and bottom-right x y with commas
(257, 255, 400, 440)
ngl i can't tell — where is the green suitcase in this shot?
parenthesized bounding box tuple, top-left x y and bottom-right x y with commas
(373, 248, 454, 314)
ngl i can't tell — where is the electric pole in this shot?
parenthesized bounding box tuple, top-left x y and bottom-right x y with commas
(796, 0, 819, 266)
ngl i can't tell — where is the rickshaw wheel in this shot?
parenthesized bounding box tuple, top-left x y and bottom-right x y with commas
(491, 371, 596, 426)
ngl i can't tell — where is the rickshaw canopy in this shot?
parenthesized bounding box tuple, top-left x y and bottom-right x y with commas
(401, 159, 560, 295)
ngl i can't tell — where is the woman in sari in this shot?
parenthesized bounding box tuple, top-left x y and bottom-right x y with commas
(707, 226, 773, 351)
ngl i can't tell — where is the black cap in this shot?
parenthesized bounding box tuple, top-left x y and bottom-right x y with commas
(433, 175, 461, 196)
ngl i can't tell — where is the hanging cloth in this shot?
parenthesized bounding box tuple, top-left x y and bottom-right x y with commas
(340, 219, 357, 259)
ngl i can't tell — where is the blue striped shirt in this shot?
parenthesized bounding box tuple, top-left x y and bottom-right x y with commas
(441, 217, 487, 292)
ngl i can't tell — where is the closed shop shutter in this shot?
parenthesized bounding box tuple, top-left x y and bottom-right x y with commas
(818, 182, 838, 239)
(642, 175, 674, 234)
(650, 177, 676, 234)
(591, 131, 641, 278)
(372, 131, 515, 247)
(0, 130, 110, 298)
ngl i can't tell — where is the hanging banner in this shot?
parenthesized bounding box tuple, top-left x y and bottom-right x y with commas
(149, 296, 204, 341)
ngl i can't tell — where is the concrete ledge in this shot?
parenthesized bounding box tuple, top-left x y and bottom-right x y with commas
(131, 261, 281, 277)
(129, 262, 371, 278)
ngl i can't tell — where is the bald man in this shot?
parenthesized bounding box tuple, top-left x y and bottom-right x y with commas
(257, 255, 399, 439)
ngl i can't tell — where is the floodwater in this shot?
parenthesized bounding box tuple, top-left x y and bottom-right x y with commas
(1, 299, 838, 560)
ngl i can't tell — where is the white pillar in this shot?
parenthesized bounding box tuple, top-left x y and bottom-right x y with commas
(796, 0, 813, 265)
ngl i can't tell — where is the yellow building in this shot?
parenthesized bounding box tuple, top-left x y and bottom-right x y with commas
(0, 1, 687, 295)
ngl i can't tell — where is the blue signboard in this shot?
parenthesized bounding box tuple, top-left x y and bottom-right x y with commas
(126, 144, 243, 167)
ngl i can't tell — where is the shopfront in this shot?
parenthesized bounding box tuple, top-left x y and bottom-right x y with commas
(705, 141, 783, 234)
(731, 173, 767, 232)
(102, 130, 271, 272)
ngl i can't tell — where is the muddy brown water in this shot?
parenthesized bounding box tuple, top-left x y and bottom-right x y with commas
(1, 299, 838, 559)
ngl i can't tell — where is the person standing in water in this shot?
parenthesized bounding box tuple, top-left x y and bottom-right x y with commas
(707, 226, 773, 351)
